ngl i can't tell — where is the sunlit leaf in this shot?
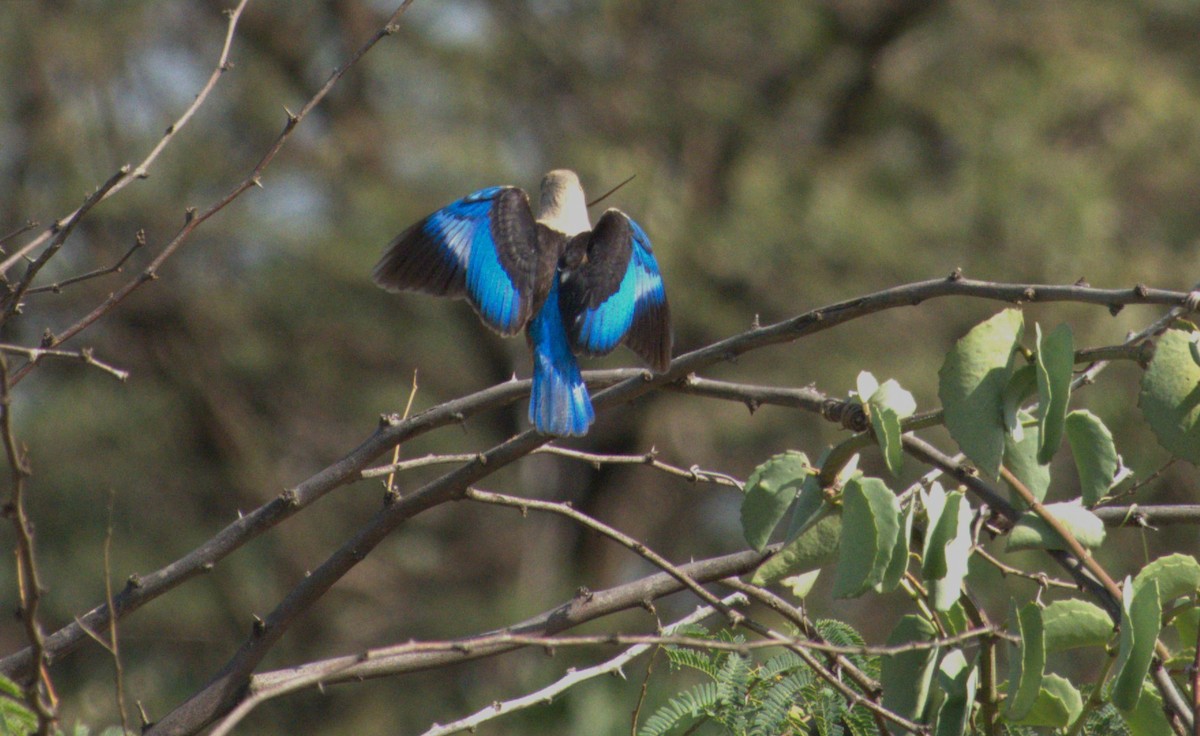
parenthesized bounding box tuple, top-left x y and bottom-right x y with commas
(1005, 600, 1046, 720)
(1042, 598, 1113, 651)
(923, 489, 972, 611)
(1113, 578, 1162, 712)
(1010, 673, 1082, 727)
(750, 513, 841, 586)
(1065, 410, 1122, 506)
(1035, 322, 1074, 464)
(1006, 501, 1105, 552)
(1133, 553, 1200, 607)
(780, 570, 821, 599)
(832, 477, 900, 598)
(939, 309, 1024, 479)
(879, 503, 913, 593)
(1003, 410, 1050, 504)
(870, 403, 904, 477)
(1139, 328, 1200, 464)
(741, 451, 812, 552)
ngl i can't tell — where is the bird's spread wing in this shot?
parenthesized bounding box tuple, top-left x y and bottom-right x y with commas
(371, 186, 541, 336)
(559, 209, 671, 371)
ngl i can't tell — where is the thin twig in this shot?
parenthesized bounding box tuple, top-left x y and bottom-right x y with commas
(0, 344, 128, 381)
(102, 491, 130, 733)
(413, 595, 746, 736)
(0, 351, 55, 733)
(0, 1, 251, 277)
(25, 229, 146, 296)
(12, 0, 409, 386)
(384, 369, 419, 496)
(465, 486, 745, 626)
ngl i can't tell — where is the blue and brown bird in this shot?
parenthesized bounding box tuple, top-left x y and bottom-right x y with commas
(372, 170, 671, 436)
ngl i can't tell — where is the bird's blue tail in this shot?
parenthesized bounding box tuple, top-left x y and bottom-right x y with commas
(528, 280, 594, 436)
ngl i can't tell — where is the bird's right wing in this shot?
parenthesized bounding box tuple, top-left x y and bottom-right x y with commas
(558, 209, 671, 371)
(372, 186, 542, 336)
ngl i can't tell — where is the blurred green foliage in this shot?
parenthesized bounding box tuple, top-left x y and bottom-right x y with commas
(3, 1, 1200, 733)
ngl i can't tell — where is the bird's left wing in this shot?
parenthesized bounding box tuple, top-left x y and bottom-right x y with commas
(558, 209, 672, 371)
(372, 186, 541, 336)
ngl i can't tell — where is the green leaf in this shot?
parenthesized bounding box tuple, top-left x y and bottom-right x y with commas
(1003, 364, 1039, 441)
(1006, 502, 1105, 552)
(1174, 605, 1200, 653)
(921, 482, 951, 579)
(880, 615, 939, 721)
(1005, 600, 1046, 720)
(1125, 681, 1172, 736)
(741, 451, 813, 552)
(870, 404, 904, 477)
(939, 309, 1024, 479)
(1132, 553, 1200, 606)
(1140, 328, 1200, 464)
(832, 477, 900, 598)
(1035, 323, 1074, 464)
(1011, 673, 1083, 727)
(785, 470, 828, 541)
(879, 503, 913, 593)
(933, 650, 978, 736)
(1113, 578, 1163, 712)
(750, 512, 842, 586)
(1065, 410, 1122, 506)
(780, 569, 821, 599)
(1042, 598, 1114, 651)
(1003, 410, 1051, 504)
(923, 488, 973, 611)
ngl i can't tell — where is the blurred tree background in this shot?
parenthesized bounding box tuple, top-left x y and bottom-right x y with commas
(3, 0, 1200, 733)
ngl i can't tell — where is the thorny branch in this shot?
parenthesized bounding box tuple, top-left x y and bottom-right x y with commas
(0, 0, 251, 278)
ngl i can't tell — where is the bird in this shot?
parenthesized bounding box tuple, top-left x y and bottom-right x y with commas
(372, 169, 671, 437)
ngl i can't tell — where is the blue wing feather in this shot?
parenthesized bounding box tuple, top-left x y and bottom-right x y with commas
(561, 211, 671, 371)
(529, 279, 594, 436)
(373, 186, 535, 336)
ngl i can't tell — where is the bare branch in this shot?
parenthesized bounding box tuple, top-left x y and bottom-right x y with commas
(0, 1, 251, 277)
(216, 595, 749, 736)
(0, 351, 56, 731)
(465, 487, 745, 626)
(0, 344, 128, 381)
(25, 229, 146, 296)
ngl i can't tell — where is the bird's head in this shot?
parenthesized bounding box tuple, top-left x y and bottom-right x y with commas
(538, 169, 591, 237)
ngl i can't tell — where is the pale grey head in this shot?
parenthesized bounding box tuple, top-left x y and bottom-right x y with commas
(537, 169, 591, 237)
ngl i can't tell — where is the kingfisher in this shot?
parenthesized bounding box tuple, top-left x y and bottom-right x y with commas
(372, 169, 671, 436)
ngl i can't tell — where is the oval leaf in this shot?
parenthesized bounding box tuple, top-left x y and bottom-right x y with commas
(927, 491, 973, 611)
(939, 308, 1025, 479)
(833, 477, 900, 599)
(1140, 328, 1200, 464)
(1011, 673, 1083, 728)
(1035, 323, 1074, 464)
(1065, 410, 1121, 506)
(933, 650, 979, 736)
(1133, 553, 1200, 606)
(881, 615, 939, 721)
(1042, 598, 1114, 651)
(879, 503, 914, 593)
(869, 404, 904, 478)
(750, 512, 841, 586)
(1113, 578, 1163, 712)
(741, 451, 812, 552)
(1005, 600, 1046, 720)
(1003, 410, 1050, 505)
(1006, 502, 1105, 552)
